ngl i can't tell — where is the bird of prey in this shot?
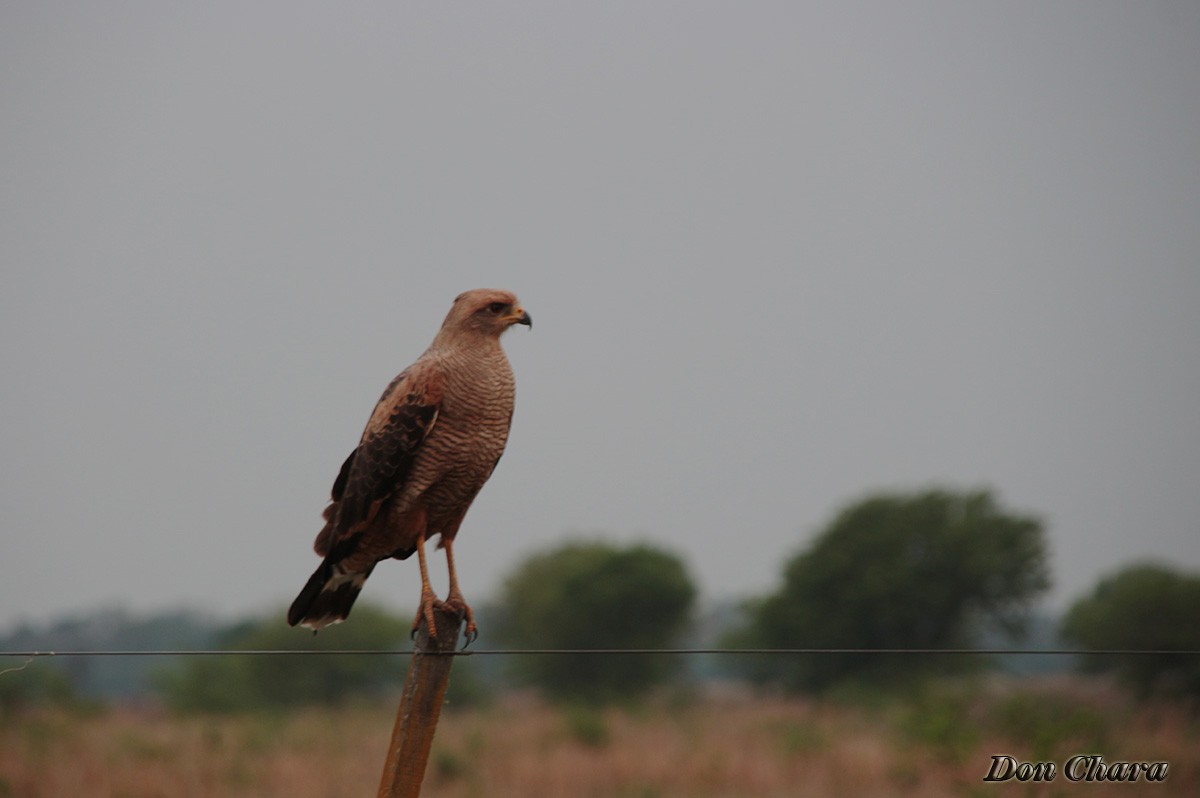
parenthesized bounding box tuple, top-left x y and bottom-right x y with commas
(288, 288, 531, 642)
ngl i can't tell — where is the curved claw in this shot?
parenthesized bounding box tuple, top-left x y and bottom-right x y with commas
(460, 627, 479, 651)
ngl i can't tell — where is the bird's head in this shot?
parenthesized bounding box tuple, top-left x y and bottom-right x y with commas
(441, 288, 532, 340)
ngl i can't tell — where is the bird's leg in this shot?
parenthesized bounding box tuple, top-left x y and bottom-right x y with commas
(442, 538, 477, 646)
(411, 530, 441, 640)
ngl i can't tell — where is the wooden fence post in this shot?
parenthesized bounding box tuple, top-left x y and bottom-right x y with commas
(376, 605, 463, 798)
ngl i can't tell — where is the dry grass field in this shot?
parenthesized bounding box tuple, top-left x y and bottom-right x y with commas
(2, 678, 1197, 797)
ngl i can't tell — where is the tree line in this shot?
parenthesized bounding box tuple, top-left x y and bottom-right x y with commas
(4, 486, 1197, 713)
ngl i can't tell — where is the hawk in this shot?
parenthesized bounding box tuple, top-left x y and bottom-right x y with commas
(288, 289, 531, 641)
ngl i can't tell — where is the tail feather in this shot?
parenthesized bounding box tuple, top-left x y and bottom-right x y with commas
(287, 561, 373, 629)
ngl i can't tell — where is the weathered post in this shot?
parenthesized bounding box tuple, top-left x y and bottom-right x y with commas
(377, 605, 463, 798)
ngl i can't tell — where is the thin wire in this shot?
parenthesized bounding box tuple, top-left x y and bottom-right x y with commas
(2, 648, 1198, 658)
(0, 656, 34, 675)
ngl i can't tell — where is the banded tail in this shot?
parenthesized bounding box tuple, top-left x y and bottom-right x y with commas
(287, 561, 374, 630)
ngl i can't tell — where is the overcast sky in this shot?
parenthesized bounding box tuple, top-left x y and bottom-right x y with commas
(3, 2, 1198, 635)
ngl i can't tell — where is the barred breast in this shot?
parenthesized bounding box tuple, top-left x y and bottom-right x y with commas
(406, 344, 516, 540)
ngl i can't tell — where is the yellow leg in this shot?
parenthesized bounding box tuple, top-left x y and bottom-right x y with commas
(412, 530, 441, 639)
(443, 538, 477, 645)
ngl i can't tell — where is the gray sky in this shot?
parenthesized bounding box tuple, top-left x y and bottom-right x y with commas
(3, 2, 1198, 634)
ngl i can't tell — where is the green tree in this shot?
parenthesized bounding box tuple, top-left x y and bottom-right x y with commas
(1061, 562, 1200, 698)
(732, 488, 1049, 693)
(496, 540, 696, 704)
(157, 603, 411, 712)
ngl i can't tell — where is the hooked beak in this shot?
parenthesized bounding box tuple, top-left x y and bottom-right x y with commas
(509, 307, 532, 329)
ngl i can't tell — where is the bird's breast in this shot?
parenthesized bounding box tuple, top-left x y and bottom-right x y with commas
(426, 353, 516, 470)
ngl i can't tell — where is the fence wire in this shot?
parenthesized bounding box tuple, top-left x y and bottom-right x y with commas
(3, 647, 1198, 658)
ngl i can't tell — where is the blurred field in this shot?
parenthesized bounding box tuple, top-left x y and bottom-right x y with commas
(2, 677, 1197, 797)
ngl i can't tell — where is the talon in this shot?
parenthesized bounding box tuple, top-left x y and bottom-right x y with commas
(412, 589, 441, 641)
(460, 611, 478, 648)
(461, 626, 479, 650)
(444, 590, 476, 647)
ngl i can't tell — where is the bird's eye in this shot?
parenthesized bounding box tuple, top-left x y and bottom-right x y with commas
(487, 302, 506, 314)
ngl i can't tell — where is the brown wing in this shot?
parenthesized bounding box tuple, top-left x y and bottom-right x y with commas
(313, 362, 442, 557)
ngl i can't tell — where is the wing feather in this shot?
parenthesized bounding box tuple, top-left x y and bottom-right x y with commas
(312, 362, 442, 556)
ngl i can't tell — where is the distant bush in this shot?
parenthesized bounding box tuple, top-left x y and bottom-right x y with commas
(0, 608, 219, 703)
(0, 659, 82, 715)
(990, 690, 1110, 761)
(1061, 562, 1200, 699)
(495, 540, 696, 704)
(155, 603, 413, 712)
(562, 704, 611, 748)
(727, 488, 1050, 693)
(894, 683, 981, 764)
